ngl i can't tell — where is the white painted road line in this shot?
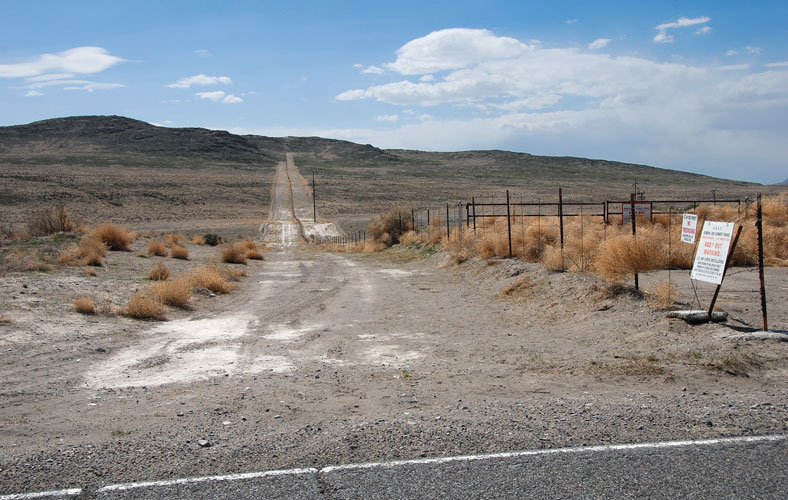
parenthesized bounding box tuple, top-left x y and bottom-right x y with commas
(6, 435, 785, 498)
(0, 488, 82, 500)
(97, 467, 318, 493)
(321, 433, 787, 473)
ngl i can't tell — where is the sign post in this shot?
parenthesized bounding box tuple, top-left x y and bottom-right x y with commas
(622, 202, 652, 224)
(690, 221, 742, 318)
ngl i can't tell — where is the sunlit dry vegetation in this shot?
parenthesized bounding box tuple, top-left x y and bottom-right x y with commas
(348, 194, 788, 280)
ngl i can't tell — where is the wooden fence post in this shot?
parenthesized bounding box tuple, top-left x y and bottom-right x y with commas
(446, 204, 450, 241)
(756, 193, 768, 331)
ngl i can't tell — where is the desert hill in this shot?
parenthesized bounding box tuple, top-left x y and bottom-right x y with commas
(0, 115, 773, 226)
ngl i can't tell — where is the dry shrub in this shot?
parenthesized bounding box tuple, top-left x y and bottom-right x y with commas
(595, 235, 667, 281)
(147, 240, 168, 257)
(191, 234, 205, 245)
(124, 292, 165, 320)
(166, 233, 186, 247)
(477, 230, 510, 259)
(220, 265, 247, 281)
(90, 223, 133, 251)
(763, 225, 788, 264)
(190, 265, 235, 294)
(238, 239, 258, 252)
(440, 245, 471, 267)
(170, 245, 190, 260)
(368, 208, 414, 248)
(221, 243, 247, 264)
(148, 261, 171, 281)
(646, 282, 679, 310)
(27, 205, 76, 236)
(149, 277, 192, 309)
(246, 248, 264, 260)
(74, 296, 97, 315)
(500, 275, 541, 297)
(84, 267, 97, 277)
(763, 193, 788, 219)
(541, 246, 566, 272)
(399, 230, 421, 246)
(0, 314, 11, 324)
(518, 224, 558, 262)
(2, 248, 53, 272)
(56, 236, 107, 266)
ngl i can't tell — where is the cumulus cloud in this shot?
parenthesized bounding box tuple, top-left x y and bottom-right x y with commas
(653, 16, 710, 43)
(746, 46, 762, 54)
(0, 47, 125, 78)
(168, 74, 232, 88)
(726, 49, 739, 56)
(0, 47, 125, 93)
(385, 28, 532, 74)
(587, 38, 610, 50)
(361, 65, 384, 74)
(332, 27, 788, 183)
(375, 114, 398, 122)
(195, 90, 226, 101)
(195, 90, 242, 103)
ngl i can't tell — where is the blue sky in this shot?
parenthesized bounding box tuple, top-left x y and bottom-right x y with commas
(1, 1, 786, 184)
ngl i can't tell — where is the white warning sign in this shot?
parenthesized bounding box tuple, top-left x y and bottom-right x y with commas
(681, 214, 698, 244)
(690, 221, 735, 285)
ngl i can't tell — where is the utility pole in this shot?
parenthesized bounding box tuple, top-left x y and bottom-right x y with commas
(312, 171, 316, 223)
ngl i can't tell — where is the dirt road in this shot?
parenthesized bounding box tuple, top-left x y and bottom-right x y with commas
(1, 159, 787, 496)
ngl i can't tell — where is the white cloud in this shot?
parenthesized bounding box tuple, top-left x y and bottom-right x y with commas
(420, 74, 435, 82)
(375, 114, 398, 122)
(168, 74, 232, 88)
(63, 82, 124, 92)
(361, 65, 384, 74)
(654, 16, 710, 43)
(566, 19, 578, 25)
(717, 64, 750, 71)
(24, 90, 43, 97)
(695, 26, 712, 35)
(195, 90, 242, 103)
(385, 28, 532, 74)
(195, 90, 226, 101)
(587, 38, 610, 50)
(746, 46, 762, 54)
(25, 73, 75, 82)
(333, 28, 788, 183)
(418, 114, 433, 121)
(726, 49, 739, 56)
(194, 49, 211, 57)
(0, 47, 125, 78)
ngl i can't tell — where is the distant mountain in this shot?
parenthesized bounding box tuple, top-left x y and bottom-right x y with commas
(0, 115, 761, 193)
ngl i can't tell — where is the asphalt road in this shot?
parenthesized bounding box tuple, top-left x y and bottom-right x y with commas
(11, 435, 785, 499)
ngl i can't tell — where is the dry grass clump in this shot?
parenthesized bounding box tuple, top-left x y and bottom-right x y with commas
(166, 233, 186, 247)
(149, 277, 192, 309)
(56, 236, 107, 266)
(368, 208, 415, 247)
(148, 261, 171, 281)
(27, 205, 77, 236)
(74, 296, 97, 315)
(147, 240, 168, 256)
(220, 265, 247, 281)
(399, 230, 420, 247)
(595, 235, 667, 281)
(440, 245, 471, 267)
(190, 265, 235, 294)
(220, 243, 247, 264)
(239, 240, 264, 260)
(646, 281, 679, 310)
(124, 292, 165, 320)
(90, 223, 133, 251)
(1, 248, 53, 272)
(191, 235, 205, 245)
(84, 267, 97, 277)
(170, 245, 190, 260)
(0, 314, 11, 324)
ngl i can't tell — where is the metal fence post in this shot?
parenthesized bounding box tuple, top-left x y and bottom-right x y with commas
(472, 197, 477, 235)
(631, 192, 638, 290)
(458, 201, 463, 245)
(756, 193, 768, 331)
(506, 190, 512, 258)
(446, 204, 450, 241)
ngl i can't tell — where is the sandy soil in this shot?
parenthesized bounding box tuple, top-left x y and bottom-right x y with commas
(1, 159, 786, 496)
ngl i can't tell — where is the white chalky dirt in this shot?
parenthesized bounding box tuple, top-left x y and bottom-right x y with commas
(85, 314, 292, 389)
